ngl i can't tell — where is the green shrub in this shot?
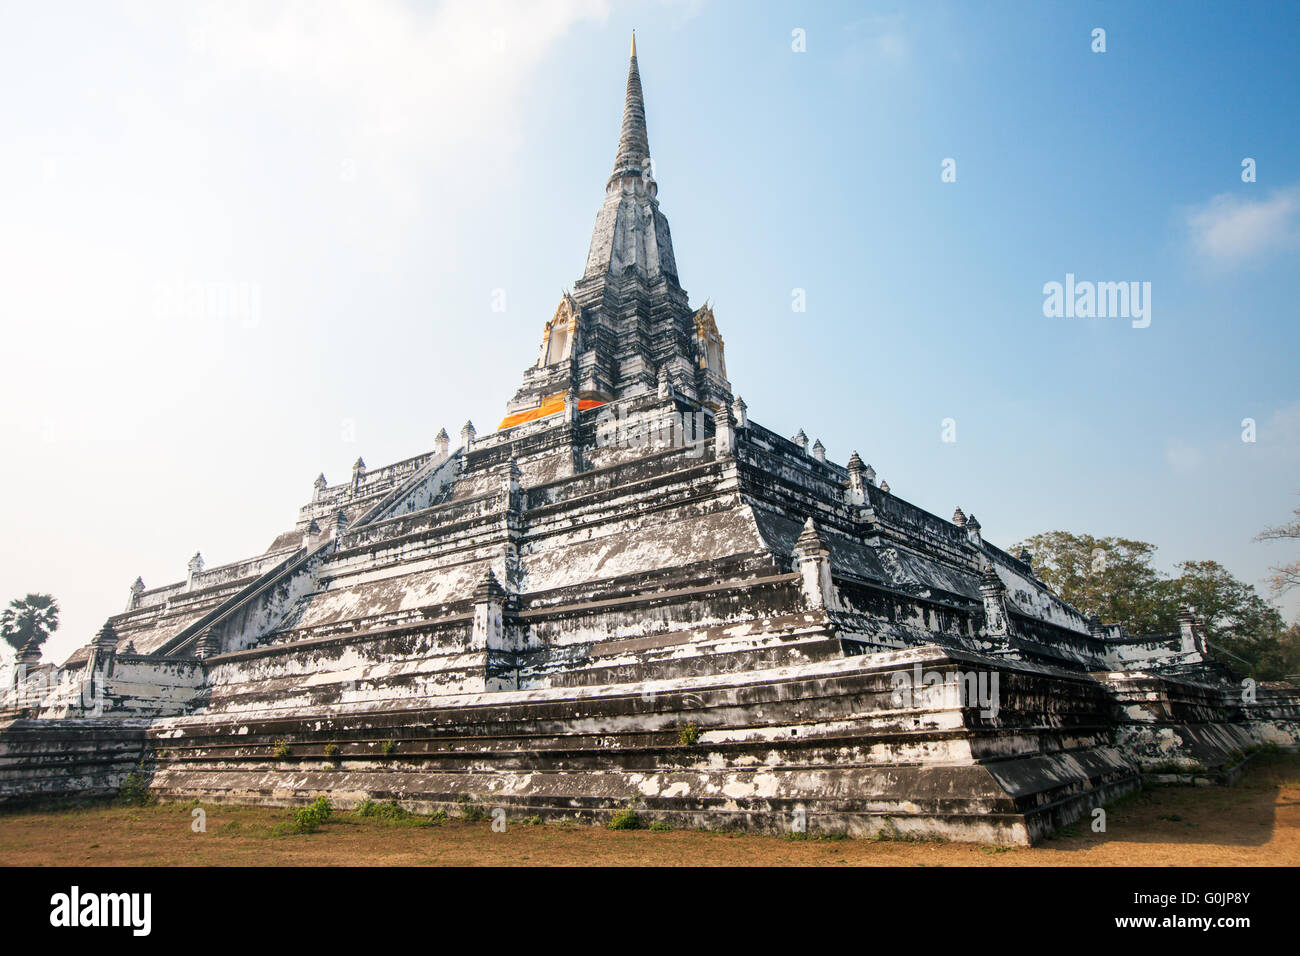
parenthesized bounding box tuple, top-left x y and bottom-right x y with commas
(380, 736, 396, 757)
(607, 806, 642, 830)
(676, 721, 702, 746)
(117, 771, 154, 807)
(354, 799, 447, 827)
(648, 820, 671, 832)
(357, 798, 410, 820)
(324, 743, 340, 761)
(272, 739, 291, 759)
(456, 795, 487, 822)
(291, 796, 333, 834)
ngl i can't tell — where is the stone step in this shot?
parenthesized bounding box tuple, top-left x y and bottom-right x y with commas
(145, 747, 1137, 845)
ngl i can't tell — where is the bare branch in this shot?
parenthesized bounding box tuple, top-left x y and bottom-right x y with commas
(1265, 562, 1300, 597)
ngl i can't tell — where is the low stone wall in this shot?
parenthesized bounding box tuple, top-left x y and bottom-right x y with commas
(1103, 669, 1300, 782)
(0, 718, 150, 808)
(12, 646, 1134, 845)
(10, 644, 1293, 842)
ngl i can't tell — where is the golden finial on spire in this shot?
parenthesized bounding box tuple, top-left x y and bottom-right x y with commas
(631, 31, 637, 58)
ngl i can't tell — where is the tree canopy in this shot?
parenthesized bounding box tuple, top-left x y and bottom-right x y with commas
(1010, 532, 1297, 681)
(1009, 532, 1166, 635)
(0, 593, 60, 659)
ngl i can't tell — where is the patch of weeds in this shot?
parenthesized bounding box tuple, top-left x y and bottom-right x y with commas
(981, 845, 1011, 854)
(354, 798, 420, 825)
(356, 798, 404, 819)
(117, 771, 154, 807)
(271, 739, 291, 759)
(380, 736, 397, 757)
(323, 743, 340, 761)
(648, 820, 671, 832)
(354, 798, 446, 827)
(675, 721, 702, 747)
(870, 815, 902, 842)
(789, 831, 849, 842)
(456, 795, 487, 822)
(520, 814, 544, 826)
(607, 804, 642, 830)
(1158, 813, 1184, 822)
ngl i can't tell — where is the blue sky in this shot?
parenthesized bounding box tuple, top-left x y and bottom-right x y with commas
(2, 0, 1297, 663)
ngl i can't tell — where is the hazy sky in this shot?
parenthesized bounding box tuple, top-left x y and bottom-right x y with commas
(2, 0, 1298, 665)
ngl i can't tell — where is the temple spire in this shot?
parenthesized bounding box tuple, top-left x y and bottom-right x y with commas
(609, 32, 651, 186)
(582, 35, 677, 283)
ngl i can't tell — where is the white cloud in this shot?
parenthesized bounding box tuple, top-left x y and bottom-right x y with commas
(1186, 185, 1300, 268)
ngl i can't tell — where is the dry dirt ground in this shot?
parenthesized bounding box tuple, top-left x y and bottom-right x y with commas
(2, 754, 1298, 867)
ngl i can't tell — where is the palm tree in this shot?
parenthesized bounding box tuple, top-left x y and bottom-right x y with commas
(0, 593, 60, 662)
